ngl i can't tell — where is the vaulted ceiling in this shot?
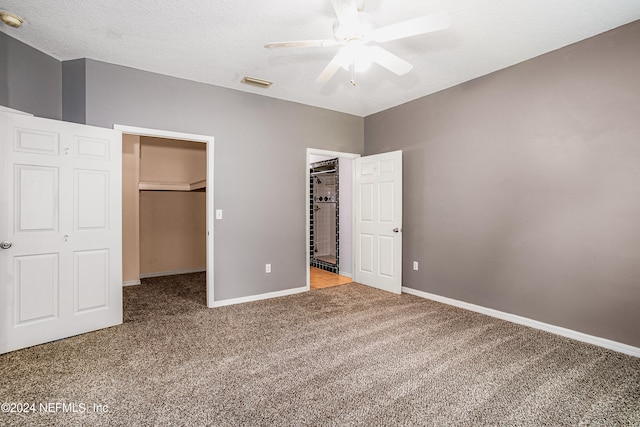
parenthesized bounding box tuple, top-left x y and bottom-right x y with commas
(2, 0, 639, 116)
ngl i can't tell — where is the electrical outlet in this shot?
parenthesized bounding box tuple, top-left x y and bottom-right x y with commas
(413, 261, 419, 271)
(265, 263, 271, 273)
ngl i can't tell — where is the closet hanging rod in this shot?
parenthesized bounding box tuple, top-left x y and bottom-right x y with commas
(310, 169, 336, 176)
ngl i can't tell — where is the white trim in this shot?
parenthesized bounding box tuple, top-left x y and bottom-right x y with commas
(123, 280, 141, 287)
(113, 125, 214, 144)
(114, 124, 215, 307)
(211, 286, 307, 308)
(402, 286, 640, 358)
(139, 268, 206, 279)
(306, 148, 360, 291)
(339, 271, 353, 279)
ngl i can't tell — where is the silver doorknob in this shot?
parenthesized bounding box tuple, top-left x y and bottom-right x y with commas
(0, 240, 12, 249)
(393, 228, 401, 233)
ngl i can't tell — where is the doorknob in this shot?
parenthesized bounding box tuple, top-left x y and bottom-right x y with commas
(0, 240, 12, 249)
(393, 228, 402, 233)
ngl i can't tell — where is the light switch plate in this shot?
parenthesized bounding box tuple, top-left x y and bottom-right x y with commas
(215, 209, 223, 220)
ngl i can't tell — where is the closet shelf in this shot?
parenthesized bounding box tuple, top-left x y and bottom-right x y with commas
(139, 179, 206, 192)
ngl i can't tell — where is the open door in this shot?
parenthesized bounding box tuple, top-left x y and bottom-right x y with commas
(0, 112, 122, 354)
(354, 150, 403, 294)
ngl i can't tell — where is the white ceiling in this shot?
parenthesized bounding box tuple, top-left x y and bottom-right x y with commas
(2, 0, 639, 117)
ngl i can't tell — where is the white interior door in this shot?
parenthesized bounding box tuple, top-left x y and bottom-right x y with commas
(0, 112, 122, 354)
(354, 150, 402, 294)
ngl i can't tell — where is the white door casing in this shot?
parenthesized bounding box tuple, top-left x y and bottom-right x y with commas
(354, 150, 403, 294)
(114, 124, 215, 307)
(0, 113, 122, 354)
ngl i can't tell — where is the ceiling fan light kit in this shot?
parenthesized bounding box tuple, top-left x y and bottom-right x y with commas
(241, 76, 273, 89)
(264, 0, 450, 85)
(0, 11, 24, 28)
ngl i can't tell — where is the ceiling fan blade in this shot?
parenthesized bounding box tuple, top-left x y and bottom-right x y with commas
(332, 0, 360, 26)
(265, 40, 338, 49)
(368, 46, 413, 75)
(316, 48, 350, 83)
(370, 11, 451, 43)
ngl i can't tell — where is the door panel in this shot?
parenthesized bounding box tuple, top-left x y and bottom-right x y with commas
(15, 128, 59, 155)
(359, 234, 374, 273)
(378, 235, 395, 278)
(15, 254, 59, 323)
(380, 159, 395, 174)
(360, 182, 374, 222)
(1, 112, 122, 354)
(74, 136, 111, 160)
(354, 150, 402, 294)
(16, 165, 59, 232)
(75, 170, 109, 229)
(379, 181, 394, 222)
(75, 249, 109, 312)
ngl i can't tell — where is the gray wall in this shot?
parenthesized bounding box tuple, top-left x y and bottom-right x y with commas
(0, 31, 61, 119)
(62, 59, 86, 124)
(79, 59, 363, 301)
(365, 21, 640, 347)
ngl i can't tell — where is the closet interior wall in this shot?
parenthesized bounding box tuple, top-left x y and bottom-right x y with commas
(122, 135, 207, 284)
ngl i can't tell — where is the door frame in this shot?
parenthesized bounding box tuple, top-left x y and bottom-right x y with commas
(114, 125, 215, 307)
(306, 148, 360, 290)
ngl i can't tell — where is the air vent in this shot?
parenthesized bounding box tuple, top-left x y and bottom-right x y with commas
(241, 76, 273, 89)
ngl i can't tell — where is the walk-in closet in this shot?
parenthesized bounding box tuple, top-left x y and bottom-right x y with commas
(122, 134, 207, 288)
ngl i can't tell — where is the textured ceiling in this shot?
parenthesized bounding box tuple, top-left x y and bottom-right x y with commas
(1, 0, 639, 117)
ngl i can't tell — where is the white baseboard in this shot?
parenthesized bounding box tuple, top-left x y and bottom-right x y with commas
(139, 268, 205, 279)
(339, 271, 353, 278)
(123, 280, 141, 287)
(211, 286, 307, 308)
(402, 286, 640, 358)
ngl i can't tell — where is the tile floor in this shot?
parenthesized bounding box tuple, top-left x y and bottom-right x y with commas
(310, 267, 352, 290)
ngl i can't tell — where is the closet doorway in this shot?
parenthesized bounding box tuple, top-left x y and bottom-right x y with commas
(117, 125, 215, 307)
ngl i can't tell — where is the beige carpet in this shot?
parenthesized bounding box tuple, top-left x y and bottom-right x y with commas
(1, 272, 639, 426)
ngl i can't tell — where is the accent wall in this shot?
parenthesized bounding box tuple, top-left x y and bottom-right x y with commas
(365, 20, 640, 347)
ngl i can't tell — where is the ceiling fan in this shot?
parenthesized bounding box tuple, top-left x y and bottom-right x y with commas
(264, 0, 451, 85)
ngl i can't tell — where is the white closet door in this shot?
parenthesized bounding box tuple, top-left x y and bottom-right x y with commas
(0, 112, 122, 354)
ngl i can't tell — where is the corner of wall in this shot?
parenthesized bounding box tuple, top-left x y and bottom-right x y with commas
(0, 32, 9, 108)
(62, 58, 87, 124)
